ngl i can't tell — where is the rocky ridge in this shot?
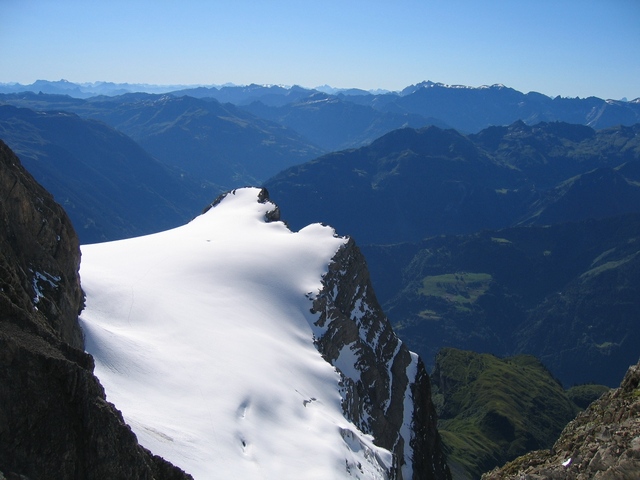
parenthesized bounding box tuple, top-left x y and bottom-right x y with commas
(0, 140, 191, 479)
(482, 358, 640, 479)
(310, 236, 451, 480)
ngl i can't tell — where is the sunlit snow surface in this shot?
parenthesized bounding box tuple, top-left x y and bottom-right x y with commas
(79, 188, 393, 479)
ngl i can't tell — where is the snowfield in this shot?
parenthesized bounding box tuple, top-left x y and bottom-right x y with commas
(79, 188, 394, 479)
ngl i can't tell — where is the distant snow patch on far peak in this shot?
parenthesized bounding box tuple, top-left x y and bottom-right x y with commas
(314, 85, 393, 95)
(405, 80, 513, 94)
(605, 98, 635, 105)
(402, 80, 490, 95)
(302, 95, 334, 105)
(478, 83, 507, 89)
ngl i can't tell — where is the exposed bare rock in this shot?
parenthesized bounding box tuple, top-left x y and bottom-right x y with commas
(482, 359, 640, 480)
(0, 140, 192, 479)
(0, 140, 84, 349)
(311, 237, 451, 480)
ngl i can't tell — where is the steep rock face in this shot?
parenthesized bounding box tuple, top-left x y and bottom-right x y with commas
(0, 140, 83, 349)
(482, 359, 640, 479)
(311, 238, 451, 480)
(0, 140, 191, 479)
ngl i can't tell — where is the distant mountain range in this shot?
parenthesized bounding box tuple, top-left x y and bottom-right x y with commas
(2, 81, 640, 208)
(0, 94, 323, 242)
(0, 79, 201, 98)
(241, 91, 449, 151)
(0, 92, 324, 189)
(265, 121, 640, 244)
(0, 80, 392, 99)
(0, 104, 214, 243)
(265, 121, 640, 388)
(2, 79, 639, 140)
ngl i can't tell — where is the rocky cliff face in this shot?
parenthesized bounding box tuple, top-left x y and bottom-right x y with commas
(0, 140, 191, 479)
(310, 237, 451, 480)
(482, 358, 640, 479)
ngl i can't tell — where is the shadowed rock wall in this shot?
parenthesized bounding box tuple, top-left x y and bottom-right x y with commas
(0, 140, 191, 480)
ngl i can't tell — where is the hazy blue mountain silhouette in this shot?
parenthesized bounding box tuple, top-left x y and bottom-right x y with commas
(264, 122, 640, 244)
(242, 91, 449, 151)
(4, 80, 639, 138)
(0, 104, 212, 243)
(0, 92, 325, 191)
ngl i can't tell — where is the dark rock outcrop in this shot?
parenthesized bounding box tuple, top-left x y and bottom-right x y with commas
(482, 358, 640, 479)
(0, 140, 191, 479)
(311, 237, 451, 480)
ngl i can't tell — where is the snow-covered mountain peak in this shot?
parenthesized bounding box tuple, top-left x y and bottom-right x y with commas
(79, 187, 391, 479)
(79, 187, 450, 479)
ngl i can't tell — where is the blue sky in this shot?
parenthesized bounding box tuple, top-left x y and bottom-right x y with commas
(1, 0, 639, 99)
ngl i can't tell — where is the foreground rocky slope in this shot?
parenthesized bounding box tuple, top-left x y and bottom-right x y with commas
(0, 140, 191, 479)
(482, 358, 640, 479)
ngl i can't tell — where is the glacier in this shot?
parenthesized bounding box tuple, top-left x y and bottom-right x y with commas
(78, 187, 396, 479)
